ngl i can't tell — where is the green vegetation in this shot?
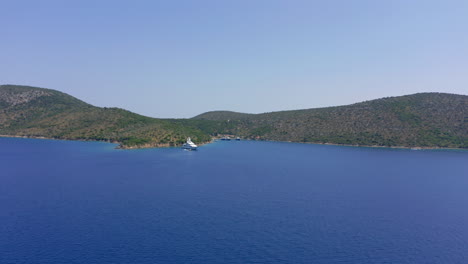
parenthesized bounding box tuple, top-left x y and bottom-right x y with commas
(1, 85, 467, 149)
(193, 93, 468, 149)
(0, 85, 211, 148)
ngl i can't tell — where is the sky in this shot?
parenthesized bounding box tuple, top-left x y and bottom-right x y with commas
(1, 0, 467, 118)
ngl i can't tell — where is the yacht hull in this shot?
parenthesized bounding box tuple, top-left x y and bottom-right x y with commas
(182, 144, 197, 150)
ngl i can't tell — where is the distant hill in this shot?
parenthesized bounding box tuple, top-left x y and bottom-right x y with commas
(1, 85, 467, 149)
(194, 93, 468, 148)
(0, 85, 211, 148)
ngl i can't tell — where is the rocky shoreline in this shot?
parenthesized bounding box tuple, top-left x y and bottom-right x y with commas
(1, 134, 465, 151)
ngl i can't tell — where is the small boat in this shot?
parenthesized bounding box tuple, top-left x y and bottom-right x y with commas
(182, 137, 198, 150)
(235, 137, 240, 141)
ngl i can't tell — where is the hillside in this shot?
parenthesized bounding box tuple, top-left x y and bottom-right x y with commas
(194, 93, 468, 148)
(0, 85, 211, 148)
(1, 85, 467, 149)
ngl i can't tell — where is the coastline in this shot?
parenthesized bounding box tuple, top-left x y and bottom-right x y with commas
(0, 134, 214, 150)
(0, 134, 465, 151)
(310, 141, 466, 151)
(117, 139, 214, 150)
(212, 137, 467, 151)
(0, 134, 119, 145)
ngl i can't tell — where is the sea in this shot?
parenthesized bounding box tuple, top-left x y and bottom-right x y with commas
(1, 137, 468, 264)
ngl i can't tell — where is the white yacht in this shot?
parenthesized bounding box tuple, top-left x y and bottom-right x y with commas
(182, 137, 198, 150)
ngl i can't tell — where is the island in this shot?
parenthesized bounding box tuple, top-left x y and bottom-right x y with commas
(1, 85, 467, 149)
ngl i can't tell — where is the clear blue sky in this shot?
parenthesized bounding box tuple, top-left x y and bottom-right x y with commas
(1, 0, 467, 118)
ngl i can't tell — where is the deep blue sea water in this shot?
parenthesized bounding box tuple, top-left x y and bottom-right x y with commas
(1, 137, 468, 264)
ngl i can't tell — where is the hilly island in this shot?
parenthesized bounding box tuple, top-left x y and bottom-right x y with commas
(0, 84, 467, 149)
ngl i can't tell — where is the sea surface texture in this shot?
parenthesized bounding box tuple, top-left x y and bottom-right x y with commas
(1, 138, 468, 264)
